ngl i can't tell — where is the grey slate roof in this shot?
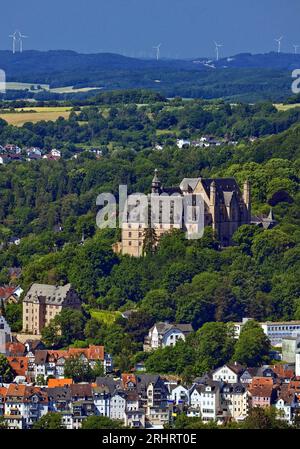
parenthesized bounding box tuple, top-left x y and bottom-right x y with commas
(152, 322, 193, 336)
(48, 386, 71, 402)
(23, 283, 73, 305)
(96, 377, 120, 395)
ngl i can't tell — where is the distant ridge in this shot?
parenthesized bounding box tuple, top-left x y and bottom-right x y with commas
(0, 50, 298, 102)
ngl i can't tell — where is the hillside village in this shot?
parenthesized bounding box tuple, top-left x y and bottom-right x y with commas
(2, 285, 300, 429)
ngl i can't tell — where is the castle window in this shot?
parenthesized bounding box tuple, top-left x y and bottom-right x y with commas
(129, 241, 132, 246)
(128, 232, 132, 237)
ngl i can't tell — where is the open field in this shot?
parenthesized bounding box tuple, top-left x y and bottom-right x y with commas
(5, 82, 100, 94)
(0, 107, 73, 126)
(50, 86, 101, 94)
(274, 103, 300, 111)
(90, 309, 122, 325)
(5, 82, 50, 91)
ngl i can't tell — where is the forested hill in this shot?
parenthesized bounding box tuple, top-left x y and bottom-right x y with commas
(214, 52, 300, 70)
(0, 50, 299, 101)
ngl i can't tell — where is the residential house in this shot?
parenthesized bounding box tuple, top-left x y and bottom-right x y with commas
(170, 384, 189, 405)
(188, 381, 221, 422)
(0, 285, 23, 305)
(220, 383, 249, 421)
(125, 407, 146, 428)
(248, 378, 276, 408)
(5, 144, 21, 154)
(69, 383, 95, 429)
(48, 386, 71, 414)
(122, 373, 137, 390)
(212, 363, 245, 384)
(275, 384, 299, 425)
(144, 322, 193, 351)
(110, 390, 127, 421)
(4, 385, 48, 429)
(0, 315, 12, 355)
(176, 139, 191, 149)
(7, 356, 29, 381)
(135, 374, 170, 427)
(92, 385, 111, 417)
(33, 345, 112, 380)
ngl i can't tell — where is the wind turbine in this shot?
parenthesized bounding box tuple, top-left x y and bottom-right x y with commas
(214, 41, 223, 61)
(275, 36, 283, 54)
(9, 30, 28, 53)
(153, 43, 162, 61)
(293, 44, 299, 55)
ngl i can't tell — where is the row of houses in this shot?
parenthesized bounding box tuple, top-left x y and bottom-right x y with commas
(2, 341, 113, 382)
(2, 362, 300, 429)
(176, 136, 239, 149)
(0, 147, 62, 164)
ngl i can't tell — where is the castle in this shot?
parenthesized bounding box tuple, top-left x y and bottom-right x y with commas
(22, 283, 81, 336)
(116, 170, 252, 257)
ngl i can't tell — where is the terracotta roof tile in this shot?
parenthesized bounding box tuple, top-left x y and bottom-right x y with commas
(7, 356, 28, 377)
(48, 378, 73, 388)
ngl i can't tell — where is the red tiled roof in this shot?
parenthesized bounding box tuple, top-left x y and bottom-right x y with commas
(48, 378, 73, 388)
(6, 384, 27, 398)
(7, 356, 28, 377)
(122, 373, 137, 388)
(250, 377, 274, 387)
(6, 385, 48, 403)
(24, 386, 48, 404)
(5, 342, 26, 356)
(87, 346, 104, 361)
(273, 364, 295, 379)
(0, 387, 7, 398)
(248, 383, 274, 398)
(0, 286, 16, 300)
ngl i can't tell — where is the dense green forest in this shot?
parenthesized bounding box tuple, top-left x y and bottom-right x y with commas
(0, 92, 299, 373)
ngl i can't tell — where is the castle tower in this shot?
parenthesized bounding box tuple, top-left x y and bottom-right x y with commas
(151, 169, 161, 194)
(243, 180, 251, 223)
(210, 180, 217, 231)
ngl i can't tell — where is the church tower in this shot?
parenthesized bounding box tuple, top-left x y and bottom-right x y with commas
(243, 180, 251, 223)
(151, 169, 161, 194)
(210, 180, 217, 231)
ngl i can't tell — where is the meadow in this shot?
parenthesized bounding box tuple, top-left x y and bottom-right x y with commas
(90, 309, 122, 325)
(0, 106, 73, 126)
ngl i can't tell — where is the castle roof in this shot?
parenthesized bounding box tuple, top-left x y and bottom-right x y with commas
(23, 283, 73, 305)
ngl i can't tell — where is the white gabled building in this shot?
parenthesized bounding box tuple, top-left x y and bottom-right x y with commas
(92, 385, 111, 417)
(109, 391, 126, 421)
(170, 384, 189, 405)
(143, 322, 193, 352)
(212, 363, 245, 384)
(188, 382, 221, 422)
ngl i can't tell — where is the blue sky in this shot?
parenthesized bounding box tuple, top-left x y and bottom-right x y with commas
(1, 0, 300, 58)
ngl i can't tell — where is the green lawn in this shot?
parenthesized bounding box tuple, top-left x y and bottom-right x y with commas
(90, 309, 122, 325)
